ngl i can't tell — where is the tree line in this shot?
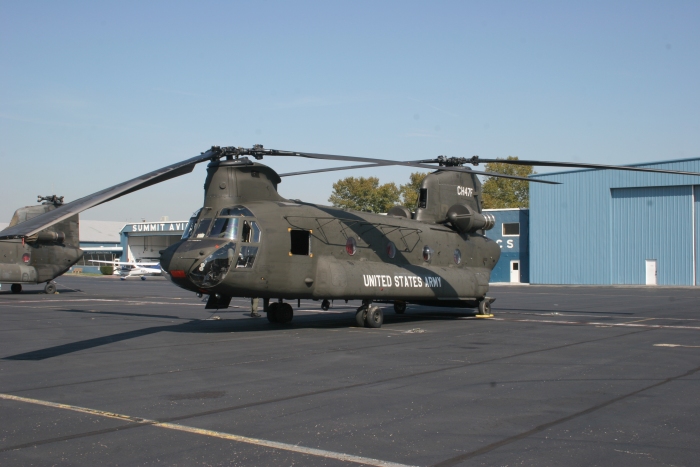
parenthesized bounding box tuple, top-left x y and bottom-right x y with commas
(328, 156, 535, 212)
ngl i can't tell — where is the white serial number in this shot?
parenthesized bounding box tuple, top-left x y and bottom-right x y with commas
(457, 186, 474, 197)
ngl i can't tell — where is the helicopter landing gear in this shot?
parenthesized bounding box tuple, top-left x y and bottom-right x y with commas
(44, 282, 57, 294)
(356, 300, 383, 328)
(267, 301, 293, 324)
(11, 284, 22, 294)
(321, 299, 330, 311)
(476, 297, 495, 318)
(393, 301, 406, 314)
(365, 306, 383, 328)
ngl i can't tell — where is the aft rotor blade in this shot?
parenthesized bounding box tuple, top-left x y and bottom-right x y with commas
(265, 150, 560, 184)
(0, 150, 217, 239)
(474, 158, 700, 176)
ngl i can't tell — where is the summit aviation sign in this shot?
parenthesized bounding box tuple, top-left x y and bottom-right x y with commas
(124, 221, 187, 234)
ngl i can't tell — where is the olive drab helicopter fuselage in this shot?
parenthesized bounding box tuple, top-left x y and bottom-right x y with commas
(159, 158, 500, 325)
(4, 145, 698, 326)
(0, 196, 82, 294)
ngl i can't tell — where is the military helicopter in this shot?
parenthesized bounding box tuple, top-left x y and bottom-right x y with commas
(0, 196, 81, 294)
(2, 146, 699, 326)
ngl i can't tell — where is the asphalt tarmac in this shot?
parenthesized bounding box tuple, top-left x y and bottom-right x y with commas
(1, 276, 698, 466)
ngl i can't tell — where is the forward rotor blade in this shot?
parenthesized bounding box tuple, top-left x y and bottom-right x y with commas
(279, 160, 431, 177)
(265, 150, 560, 184)
(0, 150, 217, 239)
(474, 158, 700, 176)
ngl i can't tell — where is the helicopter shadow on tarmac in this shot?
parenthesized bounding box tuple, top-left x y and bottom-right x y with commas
(0, 286, 82, 296)
(2, 307, 483, 361)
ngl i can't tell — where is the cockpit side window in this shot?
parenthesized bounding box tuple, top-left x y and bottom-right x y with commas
(219, 206, 254, 217)
(209, 217, 239, 240)
(181, 209, 202, 240)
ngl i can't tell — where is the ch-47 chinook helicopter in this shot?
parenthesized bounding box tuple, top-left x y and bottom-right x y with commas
(2, 146, 699, 326)
(0, 195, 81, 294)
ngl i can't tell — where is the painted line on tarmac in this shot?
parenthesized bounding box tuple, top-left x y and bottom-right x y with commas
(2, 299, 205, 306)
(654, 343, 700, 348)
(0, 393, 416, 467)
(492, 317, 700, 331)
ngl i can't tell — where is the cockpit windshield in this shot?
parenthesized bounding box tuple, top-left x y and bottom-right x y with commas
(209, 217, 239, 240)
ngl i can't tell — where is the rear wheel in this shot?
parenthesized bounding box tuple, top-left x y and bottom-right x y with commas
(141, 276, 146, 281)
(393, 301, 406, 314)
(44, 282, 57, 294)
(321, 299, 330, 311)
(478, 299, 491, 315)
(11, 284, 22, 294)
(355, 306, 368, 327)
(365, 306, 383, 328)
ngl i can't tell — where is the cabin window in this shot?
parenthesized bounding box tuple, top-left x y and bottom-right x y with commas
(419, 188, 428, 209)
(236, 246, 258, 268)
(193, 219, 212, 238)
(502, 223, 520, 236)
(242, 221, 261, 243)
(209, 217, 239, 240)
(290, 230, 310, 255)
(219, 206, 254, 217)
(346, 237, 357, 256)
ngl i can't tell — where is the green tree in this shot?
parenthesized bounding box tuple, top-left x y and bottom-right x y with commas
(399, 172, 428, 209)
(328, 176, 400, 213)
(481, 156, 536, 209)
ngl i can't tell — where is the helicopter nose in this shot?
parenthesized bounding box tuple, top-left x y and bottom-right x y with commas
(159, 243, 179, 272)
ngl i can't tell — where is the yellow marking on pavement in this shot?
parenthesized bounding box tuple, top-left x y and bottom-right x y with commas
(0, 393, 416, 467)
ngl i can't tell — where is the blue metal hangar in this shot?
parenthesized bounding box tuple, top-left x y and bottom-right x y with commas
(483, 209, 529, 283)
(529, 157, 700, 286)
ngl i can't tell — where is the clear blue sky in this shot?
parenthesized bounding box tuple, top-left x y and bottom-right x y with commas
(1, 0, 698, 222)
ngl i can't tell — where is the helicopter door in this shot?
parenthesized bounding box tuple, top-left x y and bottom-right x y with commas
(645, 259, 657, 285)
(510, 260, 520, 283)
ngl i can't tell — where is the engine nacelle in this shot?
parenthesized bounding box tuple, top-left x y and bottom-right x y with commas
(446, 204, 495, 233)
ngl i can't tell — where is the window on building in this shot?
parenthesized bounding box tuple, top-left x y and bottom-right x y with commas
(502, 223, 520, 236)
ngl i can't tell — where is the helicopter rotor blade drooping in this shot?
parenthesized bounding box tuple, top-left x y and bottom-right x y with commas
(3, 144, 700, 241)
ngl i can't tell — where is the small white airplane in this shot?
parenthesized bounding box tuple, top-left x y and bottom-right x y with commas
(90, 260, 163, 280)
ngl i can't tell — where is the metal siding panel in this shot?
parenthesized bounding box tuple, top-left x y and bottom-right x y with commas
(531, 158, 700, 285)
(484, 209, 528, 282)
(695, 186, 700, 285)
(611, 186, 693, 285)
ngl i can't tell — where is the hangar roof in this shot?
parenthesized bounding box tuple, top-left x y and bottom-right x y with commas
(0, 220, 123, 243)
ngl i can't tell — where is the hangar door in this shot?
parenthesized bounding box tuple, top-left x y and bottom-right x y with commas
(611, 186, 695, 285)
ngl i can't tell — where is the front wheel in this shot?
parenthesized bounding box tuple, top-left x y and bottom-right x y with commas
(321, 299, 330, 311)
(11, 284, 22, 294)
(141, 276, 146, 281)
(44, 282, 57, 294)
(267, 302, 280, 323)
(393, 301, 406, 314)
